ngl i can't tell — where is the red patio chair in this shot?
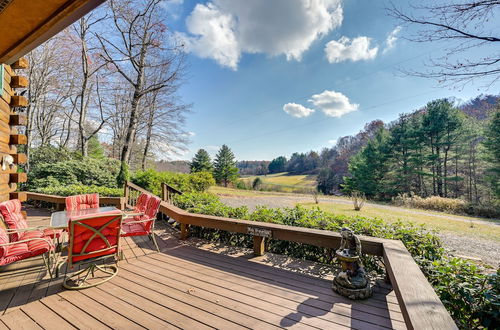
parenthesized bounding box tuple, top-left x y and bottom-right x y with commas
(121, 194, 161, 252)
(60, 209, 123, 289)
(0, 226, 56, 277)
(0, 199, 64, 242)
(65, 193, 99, 211)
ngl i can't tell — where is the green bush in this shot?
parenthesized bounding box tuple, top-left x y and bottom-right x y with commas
(28, 157, 121, 189)
(34, 184, 123, 197)
(132, 169, 215, 195)
(173, 192, 499, 329)
(421, 258, 499, 329)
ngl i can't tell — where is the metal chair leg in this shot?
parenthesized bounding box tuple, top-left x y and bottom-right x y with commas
(150, 233, 160, 252)
(42, 253, 53, 279)
(63, 263, 118, 290)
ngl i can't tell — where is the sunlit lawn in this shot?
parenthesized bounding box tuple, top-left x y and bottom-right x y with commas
(209, 186, 288, 197)
(301, 202, 500, 242)
(239, 172, 317, 189)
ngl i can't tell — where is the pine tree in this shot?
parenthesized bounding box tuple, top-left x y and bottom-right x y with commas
(483, 109, 500, 199)
(268, 156, 287, 174)
(190, 149, 213, 173)
(343, 128, 390, 199)
(213, 145, 239, 187)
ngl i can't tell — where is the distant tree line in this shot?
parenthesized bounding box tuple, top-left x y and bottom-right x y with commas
(343, 98, 499, 204)
(237, 161, 270, 176)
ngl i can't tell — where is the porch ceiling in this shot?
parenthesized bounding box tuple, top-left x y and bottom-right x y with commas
(0, 0, 106, 64)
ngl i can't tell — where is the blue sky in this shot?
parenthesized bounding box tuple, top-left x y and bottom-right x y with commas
(164, 0, 498, 161)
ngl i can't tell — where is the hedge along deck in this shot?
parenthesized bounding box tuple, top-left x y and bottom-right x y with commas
(0, 60, 28, 202)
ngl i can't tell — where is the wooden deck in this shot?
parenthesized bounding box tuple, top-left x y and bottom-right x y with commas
(0, 208, 407, 329)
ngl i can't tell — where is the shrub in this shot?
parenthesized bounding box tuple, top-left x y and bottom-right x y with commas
(132, 169, 215, 195)
(34, 184, 123, 197)
(174, 192, 444, 268)
(252, 177, 262, 190)
(173, 192, 499, 328)
(421, 258, 499, 329)
(351, 191, 366, 211)
(28, 157, 121, 189)
(392, 194, 500, 218)
(393, 194, 467, 213)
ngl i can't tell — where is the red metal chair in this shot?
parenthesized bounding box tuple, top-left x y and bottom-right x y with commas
(60, 209, 123, 289)
(0, 226, 56, 277)
(65, 193, 100, 211)
(121, 194, 161, 252)
(0, 199, 63, 242)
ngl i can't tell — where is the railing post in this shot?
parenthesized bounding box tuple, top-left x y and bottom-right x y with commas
(253, 236, 265, 256)
(180, 223, 189, 240)
(124, 181, 130, 208)
(161, 182, 167, 202)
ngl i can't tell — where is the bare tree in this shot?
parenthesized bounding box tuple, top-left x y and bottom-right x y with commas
(137, 65, 190, 169)
(25, 36, 77, 170)
(388, 1, 500, 87)
(71, 14, 109, 156)
(95, 0, 185, 175)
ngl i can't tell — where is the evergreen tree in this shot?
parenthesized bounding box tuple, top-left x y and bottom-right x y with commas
(190, 149, 213, 173)
(421, 99, 463, 197)
(213, 145, 239, 187)
(483, 109, 500, 199)
(343, 128, 390, 199)
(87, 135, 105, 159)
(268, 156, 287, 174)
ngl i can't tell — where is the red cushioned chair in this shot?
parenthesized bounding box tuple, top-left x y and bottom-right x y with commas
(65, 193, 100, 211)
(60, 209, 122, 289)
(121, 194, 161, 252)
(0, 199, 64, 243)
(0, 226, 56, 277)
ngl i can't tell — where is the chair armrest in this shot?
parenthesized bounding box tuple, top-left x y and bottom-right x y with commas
(5, 226, 51, 232)
(123, 212, 144, 219)
(0, 236, 54, 247)
(123, 217, 155, 224)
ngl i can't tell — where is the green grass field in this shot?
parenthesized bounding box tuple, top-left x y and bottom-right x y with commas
(301, 202, 500, 242)
(239, 172, 317, 193)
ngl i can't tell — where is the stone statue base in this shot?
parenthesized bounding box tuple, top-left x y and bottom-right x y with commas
(332, 277, 372, 300)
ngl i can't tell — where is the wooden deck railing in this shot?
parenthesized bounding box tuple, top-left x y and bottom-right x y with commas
(161, 182, 183, 203)
(25, 183, 458, 329)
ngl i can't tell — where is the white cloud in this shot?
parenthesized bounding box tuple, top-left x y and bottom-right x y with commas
(328, 139, 337, 145)
(324, 36, 378, 63)
(177, 0, 343, 69)
(309, 90, 359, 117)
(187, 131, 196, 137)
(283, 103, 315, 118)
(383, 26, 402, 53)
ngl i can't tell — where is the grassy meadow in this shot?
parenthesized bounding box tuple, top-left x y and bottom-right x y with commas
(239, 172, 317, 193)
(300, 202, 500, 242)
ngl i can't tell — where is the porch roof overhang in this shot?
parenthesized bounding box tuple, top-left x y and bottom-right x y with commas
(0, 0, 106, 64)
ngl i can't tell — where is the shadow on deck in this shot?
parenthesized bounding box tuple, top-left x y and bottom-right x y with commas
(0, 208, 406, 329)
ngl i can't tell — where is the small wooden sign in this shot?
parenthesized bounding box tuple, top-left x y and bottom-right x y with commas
(247, 226, 272, 238)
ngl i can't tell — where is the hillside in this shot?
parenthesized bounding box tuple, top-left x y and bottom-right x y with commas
(239, 172, 317, 193)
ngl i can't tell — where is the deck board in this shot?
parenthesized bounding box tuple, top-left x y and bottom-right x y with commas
(0, 208, 407, 329)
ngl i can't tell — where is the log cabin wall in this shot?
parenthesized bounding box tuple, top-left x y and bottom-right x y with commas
(0, 57, 28, 202)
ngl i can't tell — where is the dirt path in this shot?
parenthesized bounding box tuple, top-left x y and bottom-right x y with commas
(218, 194, 500, 267)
